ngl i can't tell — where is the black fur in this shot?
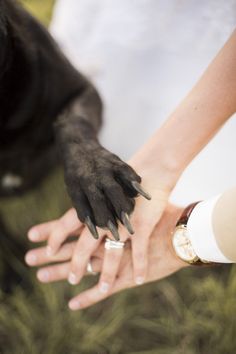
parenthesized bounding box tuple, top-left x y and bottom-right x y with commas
(0, 0, 141, 232)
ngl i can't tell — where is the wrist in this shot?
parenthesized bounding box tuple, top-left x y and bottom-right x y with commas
(148, 204, 189, 284)
(130, 139, 182, 193)
(166, 205, 191, 269)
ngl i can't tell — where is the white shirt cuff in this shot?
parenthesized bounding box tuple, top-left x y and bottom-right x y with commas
(187, 195, 232, 263)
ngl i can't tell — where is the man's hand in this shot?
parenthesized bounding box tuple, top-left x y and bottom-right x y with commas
(26, 204, 187, 310)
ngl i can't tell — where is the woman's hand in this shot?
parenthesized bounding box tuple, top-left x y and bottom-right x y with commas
(26, 204, 187, 310)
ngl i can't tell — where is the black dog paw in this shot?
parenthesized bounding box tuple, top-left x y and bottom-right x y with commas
(63, 143, 151, 240)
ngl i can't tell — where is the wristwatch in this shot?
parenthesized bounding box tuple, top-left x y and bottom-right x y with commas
(172, 202, 212, 265)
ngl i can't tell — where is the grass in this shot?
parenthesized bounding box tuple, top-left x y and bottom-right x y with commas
(1, 1, 235, 353)
(21, 0, 55, 26)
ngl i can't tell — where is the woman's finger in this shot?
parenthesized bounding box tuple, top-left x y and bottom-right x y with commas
(131, 234, 149, 285)
(67, 228, 103, 285)
(28, 209, 82, 245)
(46, 209, 83, 256)
(28, 220, 58, 243)
(25, 241, 77, 267)
(98, 247, 124, 294)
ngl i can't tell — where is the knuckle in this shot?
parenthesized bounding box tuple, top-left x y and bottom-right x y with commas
(111, 250, 123, 260)
(52, 226, 65, 240)
(134, 257, 147, 273)
(74, 247, 91, 265)
(132, 217, 148, 231)
(58, 216, 68, 229)
(133, 249, 146, 262)
(48, 234, 58, 247)
(59, 215, 75, 231)
(71, 262, 79, 274)
(71, 253, 80, 268)
(101, 272, 114, 284)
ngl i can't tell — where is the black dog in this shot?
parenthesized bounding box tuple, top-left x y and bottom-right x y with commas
(0, 0, 150, 240)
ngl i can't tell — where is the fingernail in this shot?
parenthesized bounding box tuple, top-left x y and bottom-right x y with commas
(68, 272, 78, 285)
(28, 229, 40, 241)
(37, 269, 50, 283)
(135, 276, 144, 285)
(99, 282, 109, 294)
(46, 246, 53, 257)
(69, 299, 81, 311)
(25, 253, 37, 265)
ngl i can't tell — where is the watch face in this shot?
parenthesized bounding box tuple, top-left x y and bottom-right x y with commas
(172, 225, 199, 263)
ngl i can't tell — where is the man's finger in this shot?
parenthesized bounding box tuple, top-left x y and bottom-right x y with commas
(68, 265, 134, 310)
(131, 235, 149, 286)
(68, 283, 110, 310)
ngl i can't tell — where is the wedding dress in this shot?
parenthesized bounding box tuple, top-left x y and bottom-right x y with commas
(50, 0, 236, 204)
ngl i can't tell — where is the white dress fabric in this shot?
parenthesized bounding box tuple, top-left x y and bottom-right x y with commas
(50, 0, 236, 205)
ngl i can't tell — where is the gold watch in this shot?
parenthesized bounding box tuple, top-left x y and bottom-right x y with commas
(172, 202, 212, 265)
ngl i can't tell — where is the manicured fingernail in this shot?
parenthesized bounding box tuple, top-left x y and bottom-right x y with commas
(46, 246, 53, 257)
(69, 299, 81, 311)
(135, 276, 144, 285)
(37, 269, 50, 283)
(28, 229, 40, 241)
(99, 282, 109, 294)
(25, 253, 37, 265)
(68, 272, 78, 285)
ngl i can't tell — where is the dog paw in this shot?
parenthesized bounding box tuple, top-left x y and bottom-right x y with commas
(63, 144, 151, 240)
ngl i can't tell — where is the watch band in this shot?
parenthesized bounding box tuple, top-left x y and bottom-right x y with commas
(176, 202, 200, 227)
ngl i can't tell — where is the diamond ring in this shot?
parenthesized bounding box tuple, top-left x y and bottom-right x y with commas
(104, 238, 125, 250)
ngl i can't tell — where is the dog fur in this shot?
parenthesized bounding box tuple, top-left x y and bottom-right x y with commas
(0, 0, 142, 235)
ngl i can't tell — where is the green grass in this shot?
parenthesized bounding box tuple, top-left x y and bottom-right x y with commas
(1, 2, 235, 353)
(21, 0, 55, 26)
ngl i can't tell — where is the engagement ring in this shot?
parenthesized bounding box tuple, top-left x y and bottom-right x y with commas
(104, 238, 125, 250)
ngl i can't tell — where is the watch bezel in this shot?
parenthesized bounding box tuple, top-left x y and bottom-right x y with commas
(172, 224, 200, 264)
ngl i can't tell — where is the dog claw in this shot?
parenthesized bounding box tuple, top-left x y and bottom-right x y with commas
(131, 181, 152, 200)
(107, 220, 120, 241)
(121, 211, 134, 235)
(85, 216, 99, 239)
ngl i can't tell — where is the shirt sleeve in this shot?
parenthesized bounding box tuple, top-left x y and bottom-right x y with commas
(187, 192, 234, 263)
